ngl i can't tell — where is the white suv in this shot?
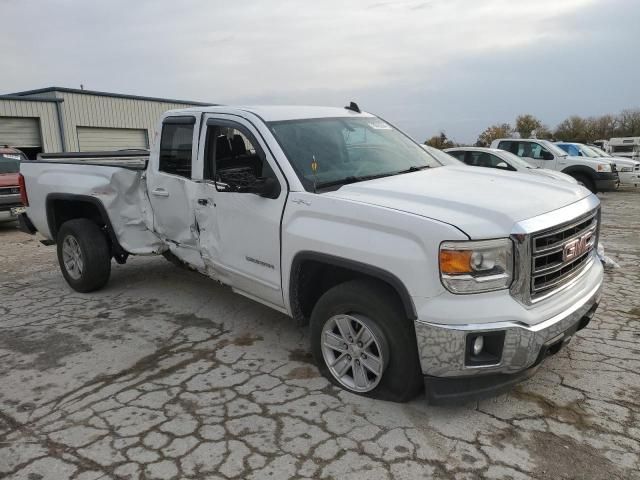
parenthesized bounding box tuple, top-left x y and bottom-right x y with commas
(490, 138, 618, 193)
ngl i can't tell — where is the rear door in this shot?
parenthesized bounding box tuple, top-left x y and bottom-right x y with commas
(194, 114, 287, 308)
(146, 115, 201, 248)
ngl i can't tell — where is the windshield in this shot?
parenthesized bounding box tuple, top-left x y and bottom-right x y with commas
(0, 153, 22, 174)
(497, 150, 536, 169)
(586, 145, 609, 157)
(423, 145, 463, 165)
(540, 140, 569, 157)
(577, 144, 601, 158)
(268, 117, 441, 190)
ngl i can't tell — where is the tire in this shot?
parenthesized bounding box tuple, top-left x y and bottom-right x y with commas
(310, 279, 423, 402)
(573, 174, 596, 193)
(56, 219, 111, 292)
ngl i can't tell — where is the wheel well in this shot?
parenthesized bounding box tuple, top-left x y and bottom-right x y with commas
(290, 255, 416, 325)
(46, 194, 128, 263)
(561, 166, 596, 180)
(48, 199, 105, 239)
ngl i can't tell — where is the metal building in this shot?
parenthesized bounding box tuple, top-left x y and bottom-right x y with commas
(0, 87, 211, 158)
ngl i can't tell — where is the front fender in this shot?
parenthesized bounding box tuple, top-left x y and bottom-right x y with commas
(281, 192, 468, 316)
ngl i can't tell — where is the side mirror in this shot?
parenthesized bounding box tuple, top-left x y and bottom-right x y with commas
(541, 151, 554, 160)
(496, 162, 510, 169)
(242, 177, 280, 199)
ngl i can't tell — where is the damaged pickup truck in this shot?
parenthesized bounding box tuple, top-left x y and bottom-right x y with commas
(18, 105, 603, 403)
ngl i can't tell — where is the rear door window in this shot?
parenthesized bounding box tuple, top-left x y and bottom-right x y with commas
(159, 117, 195, 178)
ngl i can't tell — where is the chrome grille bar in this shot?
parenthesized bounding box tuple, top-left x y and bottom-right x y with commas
(529, 208, 599, 299)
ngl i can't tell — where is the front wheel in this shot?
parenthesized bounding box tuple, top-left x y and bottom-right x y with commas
(310, 280, 423, 402)
(57, 219, 111, 292)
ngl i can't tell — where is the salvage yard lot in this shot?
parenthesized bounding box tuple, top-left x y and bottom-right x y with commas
(1, 190, 639, 480)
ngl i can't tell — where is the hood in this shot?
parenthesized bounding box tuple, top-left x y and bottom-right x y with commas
(324, 166, 591, 238)
(530, 168, 577, 184)
(608, 156, 639, 167)
(0, 173, 19, 188)
(565, 154, 612, 168)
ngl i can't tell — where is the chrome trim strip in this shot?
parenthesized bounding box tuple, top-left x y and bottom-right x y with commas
(533, 221, 597, 255)
(511, 195, 600, 236)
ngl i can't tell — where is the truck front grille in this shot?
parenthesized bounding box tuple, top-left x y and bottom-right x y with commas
(530, 209, 599, 299)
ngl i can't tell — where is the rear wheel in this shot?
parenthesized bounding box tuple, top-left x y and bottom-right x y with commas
(57, 219, 111, 292)
(573, 174, 596, 193)
(310, 279, 423, 402)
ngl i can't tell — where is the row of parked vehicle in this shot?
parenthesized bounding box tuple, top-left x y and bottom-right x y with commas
(426, 138, 640, 193)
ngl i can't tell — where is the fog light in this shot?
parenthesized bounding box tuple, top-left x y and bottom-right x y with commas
(465, 331, 505, 366)
(472, 336, 484, 356)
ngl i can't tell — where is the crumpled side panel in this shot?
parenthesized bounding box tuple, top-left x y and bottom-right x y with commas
(92, 168, 165, 255)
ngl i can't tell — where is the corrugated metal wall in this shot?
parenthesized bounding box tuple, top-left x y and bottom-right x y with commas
(0, 99, 62, 151)
(54, 92, 198, 152)
(77, 127, 149, 151)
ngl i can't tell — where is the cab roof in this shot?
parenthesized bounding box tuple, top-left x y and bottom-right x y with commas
(168, 105, 375, 122)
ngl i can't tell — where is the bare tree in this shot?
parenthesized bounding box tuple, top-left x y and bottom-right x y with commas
(515, 114, 543, 139)
(425, 132, 455, 149)
(476, 123, 512, 146)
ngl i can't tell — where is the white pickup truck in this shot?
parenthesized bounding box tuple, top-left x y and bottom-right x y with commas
(18, 105, 603, 403)
(490, 138, 619, 193)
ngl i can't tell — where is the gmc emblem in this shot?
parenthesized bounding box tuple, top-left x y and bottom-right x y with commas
(562, 232, 594, 262)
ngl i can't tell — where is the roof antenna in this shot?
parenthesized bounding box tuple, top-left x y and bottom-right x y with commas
(344, 101, 361, 113)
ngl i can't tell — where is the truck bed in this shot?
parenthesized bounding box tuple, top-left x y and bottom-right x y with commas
(21, 150, 163, 255)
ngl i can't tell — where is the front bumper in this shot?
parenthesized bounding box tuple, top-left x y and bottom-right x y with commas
(619, 171, 640, 187)
(415, 278, 602, 378)
(0, 193, 21, 212)
(594, 172, 619, 191)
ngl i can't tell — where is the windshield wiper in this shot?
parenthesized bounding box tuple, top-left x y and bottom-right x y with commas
(315, 165, 430, 190)
(393, 165, 431, 174)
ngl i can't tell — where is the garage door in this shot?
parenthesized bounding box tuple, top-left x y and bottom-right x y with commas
(0, 117, 41, 147)
(77, 127, 149, 152)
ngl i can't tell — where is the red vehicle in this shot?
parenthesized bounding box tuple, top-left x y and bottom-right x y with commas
(0, 146, 26, 222)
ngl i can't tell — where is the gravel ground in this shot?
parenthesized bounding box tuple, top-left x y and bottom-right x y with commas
(0, 189, 638, 480)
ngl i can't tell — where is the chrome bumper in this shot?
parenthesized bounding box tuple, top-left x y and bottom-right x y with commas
(414, 279, 602, 377)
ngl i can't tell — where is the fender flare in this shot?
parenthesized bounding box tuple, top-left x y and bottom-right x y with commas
(289, 251, 417, 320)
(45, 193, 128, 263)
(560, 165, 597, 180)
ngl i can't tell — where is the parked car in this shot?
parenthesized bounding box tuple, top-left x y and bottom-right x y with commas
(0, 146, 27, 223)
(445, 147, 577, 184)
(584, 144, 640, 188)
(18, 105, 603, 403)
(490, 138, 618, 193)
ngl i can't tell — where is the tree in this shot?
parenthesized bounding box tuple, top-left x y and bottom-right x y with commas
(616, 109, 640, 137)
(515, 114, 543, 139)
(424, 132, 455, 149)
(475, 123, 512, 147)
(554, 116, 592, 143)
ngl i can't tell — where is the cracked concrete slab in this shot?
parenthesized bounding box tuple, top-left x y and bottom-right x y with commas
(1, 189, 639, 479)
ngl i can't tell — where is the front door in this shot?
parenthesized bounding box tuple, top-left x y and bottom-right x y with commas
(195, 114, 287, 309)
(525, 142, 557, 170)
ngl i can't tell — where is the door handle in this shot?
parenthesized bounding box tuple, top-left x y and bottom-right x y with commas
(198, 198, 209, 206)
(151, 188, 169, 197)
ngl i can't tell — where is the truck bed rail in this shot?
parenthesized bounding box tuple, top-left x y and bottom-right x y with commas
(35, 150, 149, 170)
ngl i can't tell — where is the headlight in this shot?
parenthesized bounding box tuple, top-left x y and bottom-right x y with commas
(596, 163, 611, 172)
(439, 239, 513, 293)
(620, 167, 632, 173)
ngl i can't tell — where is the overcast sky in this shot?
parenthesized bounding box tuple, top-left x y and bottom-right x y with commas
(2, 0, 639, 142)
